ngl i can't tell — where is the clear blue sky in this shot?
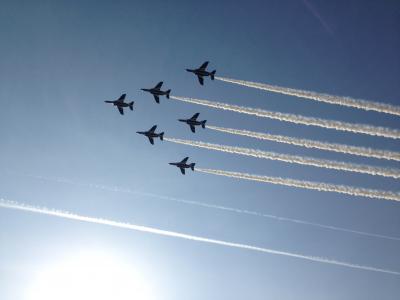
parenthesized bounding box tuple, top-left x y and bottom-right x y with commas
(0, 0, 399, 299)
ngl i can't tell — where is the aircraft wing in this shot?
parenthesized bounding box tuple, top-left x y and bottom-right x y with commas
(148, 137, 154, 145)
(190, 113, 200, 120)
(199, 61, 209, 70)
(181, 157, 189, 164)
(117, 106, 124, 115)
(197, 76, 204, 85)
(190, 125, 196, 133)
(149, 125, 157, 133)
(180, 167, 185, 175)
(153, 95, 160, 103)
(118, 93, 126, 101)
(154, 81, 163, 90)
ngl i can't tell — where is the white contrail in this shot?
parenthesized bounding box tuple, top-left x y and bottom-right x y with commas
(207, 125, 400, 162)
(195, 168, 400, 202)
(165, 137, 400, 179)
(1, 198, 399, 275)
(18, 173, 400, 242)
(216, 76, 400, 117)
(170, 96, 400, 139)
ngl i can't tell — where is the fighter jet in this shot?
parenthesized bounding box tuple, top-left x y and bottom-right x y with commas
(169, 157, 195, 175)
(141, 81, 171, 103)
(104, 93, 134, 115)
(186, 61, 216, 85)
(178, 113, 207, 133)
(136, 125, 164, 145)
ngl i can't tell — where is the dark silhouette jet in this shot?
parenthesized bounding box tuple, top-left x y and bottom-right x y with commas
(105, 93, 134, 115)
(178, 113, 207, 133)
(141, 81, 171, 103)
(169, 157, 195, 175)
(136, 125, 164, 145)
(186, 61, 216, 85)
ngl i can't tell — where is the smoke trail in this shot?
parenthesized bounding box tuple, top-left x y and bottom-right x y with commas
(1, 198, 399, 275)
(170, 96, 400, 139)
(207, 125, 400, 162)
(165, 137, 400, 179)
(195, 168, 400, 202)
(215, 77, 400, 117)
(17, 173, 400, 242)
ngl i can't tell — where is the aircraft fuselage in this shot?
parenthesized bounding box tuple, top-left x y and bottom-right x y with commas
(141, 88, 167, 96)
(116, 102, 130, 107)
(179, 119, 203, 126)
(137, 132, 160, 138)
(105, 100, 129, 107)
(169, 162, 190, 169)
(186, 69, 211, 77)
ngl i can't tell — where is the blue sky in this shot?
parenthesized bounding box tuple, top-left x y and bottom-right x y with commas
(0, 0, 399, 299)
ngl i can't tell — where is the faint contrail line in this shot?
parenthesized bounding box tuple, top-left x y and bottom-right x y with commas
(165, 137, 400, 179)
(17, 173, 400, 242)
(215, 76, 400, 117)
(1, 198, 399, 275)
(195, 168, 400, 202)
(207, 125, 400, 162)
(302, 0, 334, 35)
(170, 96, 400, 139)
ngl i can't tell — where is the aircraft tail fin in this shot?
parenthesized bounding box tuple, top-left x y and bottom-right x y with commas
(129, 102, 134, 110)
(190, 163, 195, 171)
(159, 132, 164, 141)
(201, 120, 207, 129)
(210, 70, 216, 80)
(166, 89, 171, 99)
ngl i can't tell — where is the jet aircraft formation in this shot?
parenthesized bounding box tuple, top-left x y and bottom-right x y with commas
(178, 113, 207, 133)
(105, 61, 215, 174)
(136, 125, 164, 145)
(104, 93, 134, 115)
(141, 81, 171, 104)
(186, 61, 216, 86)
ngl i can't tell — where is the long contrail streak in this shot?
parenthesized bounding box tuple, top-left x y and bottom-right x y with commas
(1, 198, 398, 275)
(195, 168, 400, 202)
(215, 76, 400, 117)
(207, 125, 400, 162)
(17, 173, 400, 242)
(165, 137, 400, 179)
(170, 96, 400, 139)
